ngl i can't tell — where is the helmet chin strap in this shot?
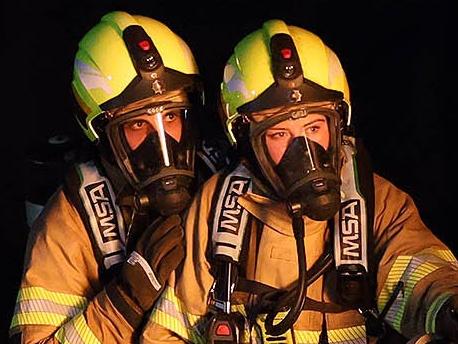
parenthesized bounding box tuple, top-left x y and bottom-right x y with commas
(265, 202, 308, 336)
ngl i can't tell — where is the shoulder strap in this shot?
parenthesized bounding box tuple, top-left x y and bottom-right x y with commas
(353, 137, 376, 295)
(63, 160, 126, 279)
(210, 163, 252, 262)
(333, 135, 376, 308)
(333, 136, 369, 272)
(207, 163, 252, 314)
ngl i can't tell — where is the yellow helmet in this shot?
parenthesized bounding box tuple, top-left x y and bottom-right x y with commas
(220, 19, 350, 145)
(72, 11, 202, 142)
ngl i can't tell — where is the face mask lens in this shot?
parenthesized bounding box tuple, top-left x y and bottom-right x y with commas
(252, 105, 342, 220)
(263, 113, 331, 165)
(107, 105, 195, 188)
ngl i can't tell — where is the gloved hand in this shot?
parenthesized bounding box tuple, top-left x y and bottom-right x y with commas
(435, 295, 458, 343)
(106, 214, 185, 328)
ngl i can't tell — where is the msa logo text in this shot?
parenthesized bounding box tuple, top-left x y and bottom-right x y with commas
(217, 176, 250, 234)
(85, 181, 120, 243)
(339, 200, 362, 259)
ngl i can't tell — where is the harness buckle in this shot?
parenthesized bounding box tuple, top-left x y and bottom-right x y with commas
(336, 264, 369, 307)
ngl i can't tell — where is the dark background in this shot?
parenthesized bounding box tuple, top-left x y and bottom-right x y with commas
(1, 0, 455, 339)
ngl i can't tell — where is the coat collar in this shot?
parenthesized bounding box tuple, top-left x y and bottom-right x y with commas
(237, 192, 327, 236)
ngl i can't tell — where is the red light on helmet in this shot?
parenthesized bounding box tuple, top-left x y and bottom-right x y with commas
(138, 40, 151, 51)
(280, 48, 292, 59)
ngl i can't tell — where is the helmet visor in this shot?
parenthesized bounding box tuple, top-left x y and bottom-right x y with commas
(106, 102, 195, 190)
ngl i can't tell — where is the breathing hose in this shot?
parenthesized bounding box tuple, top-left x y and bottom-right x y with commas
(265, 203, 308, 336)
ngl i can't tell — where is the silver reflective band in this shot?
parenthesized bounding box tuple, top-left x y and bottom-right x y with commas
(127, 251, 162, 291)
(155, 112, 171, 166)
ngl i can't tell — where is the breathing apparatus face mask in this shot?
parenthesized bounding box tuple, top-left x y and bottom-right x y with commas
(103, 101, 196, 215)
(250, 103, 342, 221)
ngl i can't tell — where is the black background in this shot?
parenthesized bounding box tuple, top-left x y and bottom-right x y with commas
(1, 0, 455, 339)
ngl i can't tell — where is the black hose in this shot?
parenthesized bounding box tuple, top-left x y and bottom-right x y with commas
(264, 203, 308, 336)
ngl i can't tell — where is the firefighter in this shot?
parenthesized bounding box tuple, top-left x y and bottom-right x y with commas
(144, 19, 458, 343)
(9, 11, 230, 343)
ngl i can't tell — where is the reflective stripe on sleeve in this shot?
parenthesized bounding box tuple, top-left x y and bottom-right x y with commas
(54, 311, 101, 344)
(422, 248, 458, 266)
(150, 286, 206, 343)
(10, 286, 88, 329)
(378, 249, 456, 331)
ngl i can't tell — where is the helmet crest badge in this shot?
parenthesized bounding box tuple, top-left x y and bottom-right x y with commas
(290, 89, 302, 102)
(151, 79, 165, 94)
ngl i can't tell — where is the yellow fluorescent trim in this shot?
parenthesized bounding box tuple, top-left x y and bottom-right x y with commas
(72, 312, 102, 344)
(11, 311, 68, 327)
(378, 256, 412, 308)
(151, 309, 206, 344)
(430, 249, 458, 263)
(17, 287, 87, 307)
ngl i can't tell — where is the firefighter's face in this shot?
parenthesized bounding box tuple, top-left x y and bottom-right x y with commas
(264, 114, 330, 165)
